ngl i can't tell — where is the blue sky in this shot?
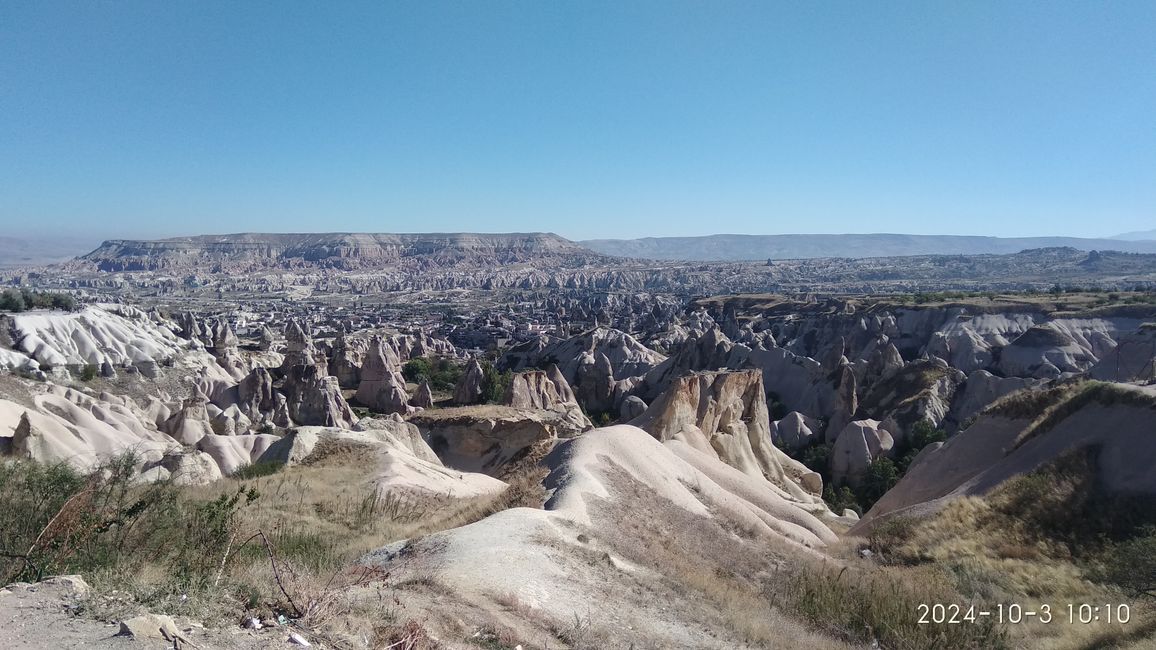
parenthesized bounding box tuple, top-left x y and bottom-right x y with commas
(1, 1, 1154, 241)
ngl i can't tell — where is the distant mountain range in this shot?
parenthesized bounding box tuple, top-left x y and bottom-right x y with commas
(1112, 229, 1156, 241)
(579, 233, 1156, 261)
(6, 231, 1156, 269)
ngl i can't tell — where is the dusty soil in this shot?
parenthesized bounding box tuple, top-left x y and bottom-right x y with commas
(0, 577, 316, 650)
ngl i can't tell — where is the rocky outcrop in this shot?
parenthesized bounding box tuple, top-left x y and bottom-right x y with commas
(852, 385, 1156, 533)
(412, 405, 589, 476)
(208, 319, 246, 379)
(500, 327, 666, 383)
(355, 337, 412, 415)
(283, 364, 357, 428)
(280, 319, 322, 372)
(504, 369, 575, 409)
(411, 380, 434, 408)
(453, 357, 485, 405)
(773, 411, 820, 451)
(824, 365, 858, 442)
(195, 433, 279, 475)
(997, 324, 1098, 378)
(160, 391, 216, 445)
(1089, 325, 1156, 382)
(830, 419, 894, 487)
(575, 351, 615, 414)
(859, 358, 965, 444)
(257, 325, 276, 351)
(503, 369, 592, 431)
(545, 363, 576, 403)
(630, 370, 824, 503)
(619, 395, 648, 421)
(329, 333, 368, 388)
(237, 367, 276, 422)
(6, 305, 184, 374)
(944, 370, 1039, 431)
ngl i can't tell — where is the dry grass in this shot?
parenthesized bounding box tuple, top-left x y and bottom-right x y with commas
(582, 462, 999, 649)
(73, 439, 552, 646)
(1005, 381, 1156, 449)
(861, 454, 1156, 650)
(768, 559, 1008, 650)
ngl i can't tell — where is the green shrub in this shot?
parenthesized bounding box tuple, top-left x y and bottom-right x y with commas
(0, 289, 77, 313)
(859, 457, 900, 509)
(0, 289, 26, 312)
(0, 454, 257, 590)
(822, 484, 860, 516)
(896, 419, 946, 473)
(1097, 528, 1156, 598)
(232, 461, 285, 480)
(80, 364, 98, 381)
(799, 443, 832, 478)
(402, 357, 433, 383)
(480, 362, 511, 404)
(403, 357, 463, 391)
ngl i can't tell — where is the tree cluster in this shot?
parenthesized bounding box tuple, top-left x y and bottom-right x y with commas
(0, 288, 78, 313)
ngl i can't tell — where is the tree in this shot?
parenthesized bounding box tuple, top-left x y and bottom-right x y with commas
(898, 419, 946, 472)
(0, 289, 25, 312)
(860, 457, 901, 510)
(402, 358, 433, 383)
(479, 362, 511, 404)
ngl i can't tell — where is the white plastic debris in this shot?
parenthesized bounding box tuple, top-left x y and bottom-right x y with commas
(288, 631, 312, 646)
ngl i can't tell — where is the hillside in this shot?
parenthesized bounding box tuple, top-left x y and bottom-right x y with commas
(580, 233, 1156, 261)
(76, 232, 607, 272)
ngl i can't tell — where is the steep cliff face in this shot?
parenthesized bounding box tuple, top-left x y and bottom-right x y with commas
(78, 232, 605, 272)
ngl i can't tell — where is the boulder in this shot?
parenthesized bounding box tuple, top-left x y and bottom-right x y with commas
(118, 614, 184, 644)
(830, 420, 894, 487)
(773, 411, 820, 451)
(619, 395, 648, 421)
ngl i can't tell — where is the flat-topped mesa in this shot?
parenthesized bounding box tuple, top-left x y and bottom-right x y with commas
(76, 232, 605, 272)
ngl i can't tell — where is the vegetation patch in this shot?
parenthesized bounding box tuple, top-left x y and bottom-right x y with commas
(769, 561, 1008, 649)
(402, 357, 463, 391)
(1009, 380, 1156, 450)
(790, 419, 946, 515)
(0, 288, 78, 312)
